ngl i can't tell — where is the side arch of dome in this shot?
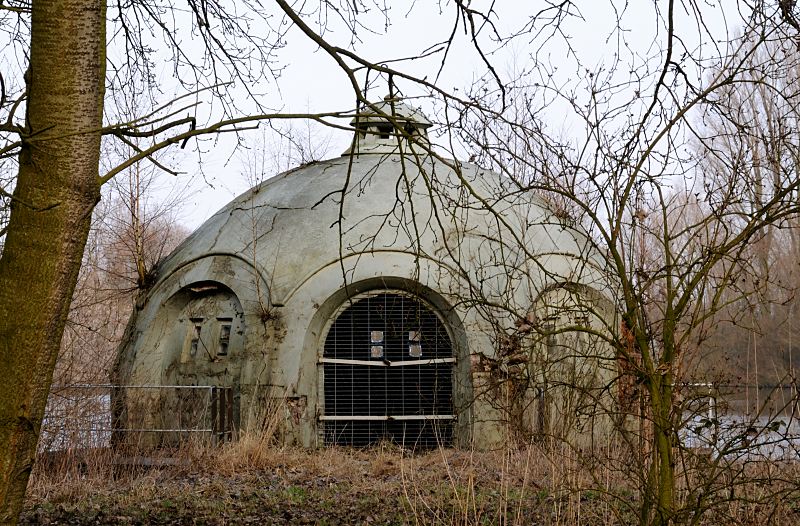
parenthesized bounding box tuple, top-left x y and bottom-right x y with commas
(525, 281, 618, 446)
(115, 254, 272, 389)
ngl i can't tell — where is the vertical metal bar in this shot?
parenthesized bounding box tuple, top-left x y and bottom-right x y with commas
(226, 387, 233, 442)
(537, 385, 547, 435)
(708, 385, 717, 420)
(211, 386, 218, 445)
(219, 387, 227, 443)
(219, 387, 225, 443)
(177, 386, 183, 443)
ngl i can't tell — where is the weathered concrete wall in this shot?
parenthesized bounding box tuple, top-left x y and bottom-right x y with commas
(115, 150, 615, 449)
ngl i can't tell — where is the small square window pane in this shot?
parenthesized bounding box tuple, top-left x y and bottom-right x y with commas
(409, 343, 422, 358)
(371, 330, 384, 343)
(371, 345, 384, 358)
(408, 330, 420, 342)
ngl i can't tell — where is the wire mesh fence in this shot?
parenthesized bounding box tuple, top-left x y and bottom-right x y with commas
(38, 381, 800, 459)
(40, 384, 236, 453)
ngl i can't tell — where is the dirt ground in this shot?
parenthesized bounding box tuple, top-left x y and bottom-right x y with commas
(20, 445, 617, 525)
(19, 442, 800, 525)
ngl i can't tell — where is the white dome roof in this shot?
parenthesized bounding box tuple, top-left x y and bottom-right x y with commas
(153, 151, 595, 309)
(143, 99, 606, 314)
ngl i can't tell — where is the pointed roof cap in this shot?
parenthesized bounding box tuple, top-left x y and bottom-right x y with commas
(350, 95, 432, 129)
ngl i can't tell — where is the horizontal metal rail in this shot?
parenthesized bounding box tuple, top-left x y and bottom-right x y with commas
(110, 428, 214, 433)
(50, 384, 215, 390)
(318, 357, 456, 367)
(55, 428, 216, 433)
(680, 382, 800, 390)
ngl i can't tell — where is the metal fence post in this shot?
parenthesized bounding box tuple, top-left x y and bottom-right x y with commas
(211, 386, 218, 444)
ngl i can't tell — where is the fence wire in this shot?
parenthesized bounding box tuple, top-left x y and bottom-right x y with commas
(40, 384, 234, 452)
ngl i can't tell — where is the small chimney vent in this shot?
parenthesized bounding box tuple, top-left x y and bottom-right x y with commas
(343, 96, 432, 155)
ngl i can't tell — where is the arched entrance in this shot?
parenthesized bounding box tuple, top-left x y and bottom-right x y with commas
(320, 292, 455, 448)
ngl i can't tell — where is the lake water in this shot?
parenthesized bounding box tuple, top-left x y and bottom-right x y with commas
(681, 385, 800, 460)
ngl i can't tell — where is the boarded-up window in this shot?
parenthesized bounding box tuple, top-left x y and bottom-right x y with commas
(217, 318, 232, 356)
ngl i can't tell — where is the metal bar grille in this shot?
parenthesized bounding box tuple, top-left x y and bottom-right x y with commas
(211, 386, 235, 444)
(320, 414, 455, 421)
(322, 292, 454, 448)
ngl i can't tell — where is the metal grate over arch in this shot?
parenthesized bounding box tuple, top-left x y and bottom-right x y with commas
(320, 292, 455, 448)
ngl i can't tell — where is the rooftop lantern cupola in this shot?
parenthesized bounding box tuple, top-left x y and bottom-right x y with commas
(343, 96, 433, 155)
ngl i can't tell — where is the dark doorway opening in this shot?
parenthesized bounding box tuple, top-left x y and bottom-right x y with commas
(321, 292, 454, 448)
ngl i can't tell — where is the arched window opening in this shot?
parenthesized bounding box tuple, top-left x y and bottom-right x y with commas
(320, 292, 455, 448)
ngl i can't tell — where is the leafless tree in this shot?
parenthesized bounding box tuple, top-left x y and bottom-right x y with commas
(3, 1, 800, 524)
(0, 1, 513, 520)
(435, 6, 800, 525)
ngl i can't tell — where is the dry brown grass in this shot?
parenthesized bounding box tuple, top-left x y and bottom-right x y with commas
(22, 436, 800, 525)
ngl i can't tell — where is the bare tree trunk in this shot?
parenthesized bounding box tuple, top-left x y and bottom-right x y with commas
(129, 162, 148, 287)
(0, 1, 105, 523)
(651, 376, 675, 526)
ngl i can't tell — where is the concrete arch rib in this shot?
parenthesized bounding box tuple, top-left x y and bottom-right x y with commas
(272, 250, 465, 307)
(527, 281, 619, 447)
(149, 252, 273, 310)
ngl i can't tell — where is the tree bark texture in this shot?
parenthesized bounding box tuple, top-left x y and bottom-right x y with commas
(0, 1, 105, 523)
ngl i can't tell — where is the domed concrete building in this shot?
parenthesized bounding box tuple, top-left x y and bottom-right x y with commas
(114, 98, 615, 449)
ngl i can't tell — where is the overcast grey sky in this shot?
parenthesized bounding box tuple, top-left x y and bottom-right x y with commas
(152, 1, 737, 229)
